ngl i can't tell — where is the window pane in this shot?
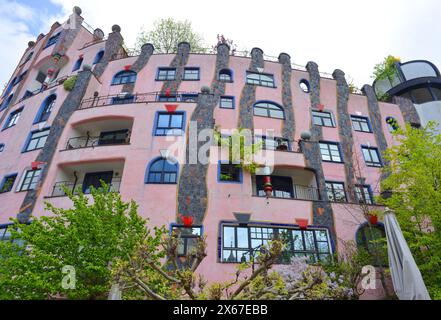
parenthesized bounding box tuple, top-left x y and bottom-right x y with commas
(237, 228, 249, 248)
(223, 227, 235, 247)
(157, 114, 170, 128)
(292, 230, 304, 251)
(170, 115, 183, 128)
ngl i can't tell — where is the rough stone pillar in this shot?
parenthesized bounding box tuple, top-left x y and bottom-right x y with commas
(333, 69, 356, 202)
(93, 25, 124, 78)
(161, 42, 191, 94)
(53, 6, 84, 57)
(393, 95, 421, 127)
(278, 53, 295, 143)
(306, 61, 321, 110)
(122, 43, 154, 93)
(18, 70, 94, 223)
(238, 47, 264, 130)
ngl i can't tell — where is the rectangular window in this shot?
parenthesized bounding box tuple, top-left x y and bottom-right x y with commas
(256, 175, 293, 199)
(326, 181, 347, 202)
(362, 146, 382, 167)
(172, 226, 203, 256)
(4, 108, 23, 129)
(319, 142, 342, 163)
(219, 163, 242, 183)
(157, 68, 176, 81)
(351, 116, 372, 133)
(221, 225, 331, 263)
(183, 68, 200, 81)
(19, 169, 41, 191)
(24, 129, 50, 152)
(44, 32, 61, 49)
(0, 174, 17, 193)
(154, 112, 185, 136)
(246, 72, 275, 87)
(157, 95, 178, 102)
(36, 71, 47, 84)
(255, 136, 290, 151)
(98, 130, 129, 146)
(355, 184, 374, 205)
(181, 94, 198, 103)
(312, 111, 334, 127)
(219, 96, 234, 109)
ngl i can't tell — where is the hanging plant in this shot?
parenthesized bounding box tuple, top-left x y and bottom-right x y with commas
(63, 75, 78, 92)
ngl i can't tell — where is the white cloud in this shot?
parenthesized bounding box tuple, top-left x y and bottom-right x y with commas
(2, 0, 440, 89)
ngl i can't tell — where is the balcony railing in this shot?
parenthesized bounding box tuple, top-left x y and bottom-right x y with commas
(79, 91, 198, 109)
(50, 178, 122, 197)
(65, 135, 130, 150)
(254, 184, 320, 201)
(18, 76, 69, 103)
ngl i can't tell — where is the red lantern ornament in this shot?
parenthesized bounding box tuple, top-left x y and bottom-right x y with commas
(31, 161, 46, 170)
(296, 218, 309, 230)
(369, 214, 378, 225)
(165, 104, 178, 114)
(263, 176, 273, 198)
(181, 215, 194, 228)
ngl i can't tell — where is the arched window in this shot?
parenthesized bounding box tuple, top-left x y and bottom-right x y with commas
(386, 116, 399, 133)
(253, 101, 285, 119)
(72, 57, 83, 72)
(145, 158, 178, 184)
(112, 70, 137, 85)
(34, 94, 56, 124)
(356, 223, 386, 257)
(3, 78, 16, 98)
(93, 50, 104, 64)
(0, 94, 14, 112)
(219, 69, 233, 82)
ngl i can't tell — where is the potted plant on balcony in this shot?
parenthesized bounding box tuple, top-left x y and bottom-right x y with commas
(276, 139, 288, 151)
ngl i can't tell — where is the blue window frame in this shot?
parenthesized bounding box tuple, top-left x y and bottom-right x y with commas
(22, 90, 34, 100)
(218, 161, 243, 184)
(22, 128, 50, 152)
(183, 67, 200, 81)
(299, 79, 310, 93)
(19, 168, 42, 191)
(3, 107, 23, 130)
(0, 143, 4, 152)
(312, 110, 335, 127)
(157, 94, 178, 102)
(253, 101, 284, 119)
(153, 112, 186, 136)
(219, 69, 233, 82)
(93, 50, 104, 64)
(351, 115, 372, 133)
(3, 78, 16, 98)
(319, 141, 343, 163)
(181, 94, 198, 103)
(220, 96, 235, 109)
(111, 94, 134, 105)
(112, 70, 137, 85)
(246, 72, 275, 87)
(325, 181, 347, 202)
(0, 173, 18, 193)
(157, 68, 176, 81)
(145, 158, 178, 184)
(0, 94, 14, 111)
(44, 32, 61, 49)
(362, 146, 382, 167)
(14, 71, 27, 86)
(34, 94, 56, 124)
(72, 57, 83, 72)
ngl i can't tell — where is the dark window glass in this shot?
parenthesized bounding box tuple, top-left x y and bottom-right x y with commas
(20, 169, 41, 191)
(319, 142, 342, 163)
(183, 68, 200, 80)
(36, 71, 47, 84)
(82, 171, 113, 194)
(255, 136, 290, 151)
(253, 102, 284, 119)
(111, 94, 134, 105)
(362, 146, 382, 167)
(72, 58, 83, 72)
(25, 129, 50, 152)
(112, 71, 137, 85)
(326, 181, 347, 202)
(246, 72, 275, 87)
(157, 95, 178, 102)
(219, 164, 241, 183)
(411, 87, 434, 104)
(147, 158, 178, 184)
(355, 185, 374, 205)
(256, 176, 293, 199)
(157, 68, 176, 81)
(172, 226, 202, 256)
(154, 112, 184, 136)
(5, 108, 23, 129)
(351, 116, 372, 133)
(98, 130, 129, 145)
(0, 94, 13, 111)
(37, 95, 56, 123)
(356, 224, 386, 266)
(0, 174, 17, 193)
(312, 111, 334, 127)
(0, 144, 4, 152)
(44, 32, 61, 48)
(93, 50, 104, 64)
(219, 69, 233, 82)
(181, 94, 198, 102)
(220, 96, 234, 109)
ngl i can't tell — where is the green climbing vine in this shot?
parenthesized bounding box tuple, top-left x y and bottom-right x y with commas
(372, 55, 401, 102)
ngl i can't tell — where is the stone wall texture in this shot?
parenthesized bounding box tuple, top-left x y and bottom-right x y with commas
(279, 53, 296, 143)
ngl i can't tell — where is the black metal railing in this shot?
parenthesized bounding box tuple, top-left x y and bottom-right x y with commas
(18, 76, 69, 103)
(65, 135, 130, 150)
(254, 184, 320, 201)
(50, 178, 122, 197)
(79, 91, 199, 109)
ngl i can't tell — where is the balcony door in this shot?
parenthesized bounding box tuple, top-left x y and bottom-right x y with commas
(82, 171, 113, 193)
(98, 129, 129, 146)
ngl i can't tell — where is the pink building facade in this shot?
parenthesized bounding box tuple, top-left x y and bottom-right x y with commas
(0, 7, 421, 299)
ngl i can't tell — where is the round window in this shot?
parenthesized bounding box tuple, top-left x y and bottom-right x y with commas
(299, 79, 310, 93)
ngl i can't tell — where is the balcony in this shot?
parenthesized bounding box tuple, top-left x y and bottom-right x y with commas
(48, 160, 124, 198)
(252, 167, 319, 201)
(79, 91, 199, 110)
(65, 133, 130, 150)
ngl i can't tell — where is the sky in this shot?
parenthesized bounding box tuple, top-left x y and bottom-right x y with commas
(0, 0, 440, 89)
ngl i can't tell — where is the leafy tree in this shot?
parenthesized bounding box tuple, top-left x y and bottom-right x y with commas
(380, 122, 441, 299)
(136, 18, 206, 54)
(0, 184, 158, 300)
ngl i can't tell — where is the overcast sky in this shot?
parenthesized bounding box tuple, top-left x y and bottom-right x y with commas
(1, 0, 440, 89)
